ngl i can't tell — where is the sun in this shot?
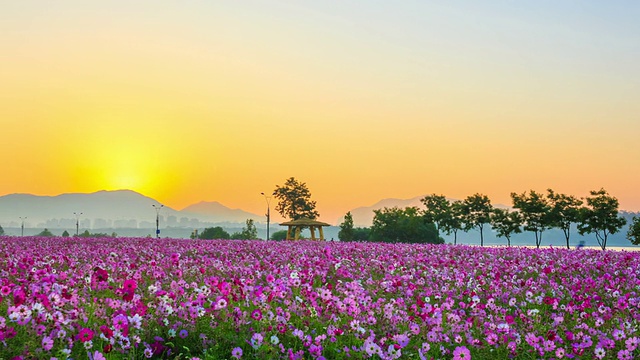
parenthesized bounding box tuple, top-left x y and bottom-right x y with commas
(72, 136, 161, 195)
(109, 172, 143, 191)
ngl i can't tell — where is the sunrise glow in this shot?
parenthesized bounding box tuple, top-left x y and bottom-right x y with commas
(1, 1, 639, 223)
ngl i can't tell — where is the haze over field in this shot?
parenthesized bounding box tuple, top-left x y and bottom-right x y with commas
(2, 1, 639, 224)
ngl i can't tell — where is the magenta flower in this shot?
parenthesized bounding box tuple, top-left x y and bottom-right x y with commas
(231, 347, 243, 359)
(41, 336, 53, 351)
(77, 327, 94, 342)
(453, 346, 471, 360)
(618, 349, 633, 360)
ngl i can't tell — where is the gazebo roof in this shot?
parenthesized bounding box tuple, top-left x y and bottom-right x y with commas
(279, 217, 331, 227)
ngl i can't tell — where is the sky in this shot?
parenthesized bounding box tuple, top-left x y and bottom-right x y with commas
(1, 1, 639, 224)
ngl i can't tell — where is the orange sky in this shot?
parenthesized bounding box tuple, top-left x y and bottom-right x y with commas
(1, 2, 639, 224)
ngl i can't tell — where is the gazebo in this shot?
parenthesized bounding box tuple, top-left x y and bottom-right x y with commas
(279, 218, 331, 241)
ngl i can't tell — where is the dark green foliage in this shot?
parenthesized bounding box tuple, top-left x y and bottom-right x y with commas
(627, 217, 640, 245)
(37, 228, 55, 237)
(273, 177, 319, 221)
(78, 231, 116, 238)
(231, 219, 259, 240)
(270, 230, 288, 241)
(491, 208, 522, 247)
(511, 190, 551, 248)
(352, 227, 371, 242)
(421, 194, 464, 245)
(578, 188, 626, 250)
(61, 230, 70, 237)
(420, 194, 451, 234)
(547, 189, 583, 249)
(459, 194, 493, 246)
(0, 224, 4, 236)
(370, 206, 442, 244)
(338, 212, 355, 241)
(199, 226, 231, 240)
(442, 201, 464, 245)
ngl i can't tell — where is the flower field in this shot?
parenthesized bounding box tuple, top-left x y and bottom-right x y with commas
(1, 237, 639, 359)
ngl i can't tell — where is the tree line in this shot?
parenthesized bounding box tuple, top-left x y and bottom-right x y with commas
(340, 188, 640, 250)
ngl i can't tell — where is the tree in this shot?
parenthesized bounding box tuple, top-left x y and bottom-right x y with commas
(491, 208, 522, 247)
(442, 201, 464, 244)
(370, 206, 442, 244)
(627, 217, 640, 245)
(338, 212, 355, 242)
(0, 224, 4, 236)
(546, 189, 583, 249)
(62, 230, 70, 237)
(352, 227, 371, 242)
(270, 230, 288, 241)
(420, 194, 451, 235)
(231, 219, 259, 240)
(199, 226, 230, 240)
(578, 188, 626, 250)
(273, 177, 319, 220)
(511, 190, 551, 248)
(459, 194, 493, 246)
(37, 228, 55, 237)
(79, 230, 91, 237)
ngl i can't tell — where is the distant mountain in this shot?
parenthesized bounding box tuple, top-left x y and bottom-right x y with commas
(0, 190, 261, 227)
(181, 201, 262, 223)
(0, 190, 179, 224)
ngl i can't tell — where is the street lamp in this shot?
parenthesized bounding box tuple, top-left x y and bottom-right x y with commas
(73, 212, 83, 236)
(19, 217, 26, 236)
(260, 192, 271, 240)
(152, 204, 164, 238)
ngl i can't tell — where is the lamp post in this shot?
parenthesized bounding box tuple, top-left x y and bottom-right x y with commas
(260, 192, 271, 240)
(19, 217, 26, 236)
(73, 212, 83, 236)
(153, 204, 164, 238)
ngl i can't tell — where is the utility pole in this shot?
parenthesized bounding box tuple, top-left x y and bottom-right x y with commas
(73, 212, 83, 236)
(19, 217, 27, 236)
(261, 192, 271, 240)
(153, 204, 164, 238)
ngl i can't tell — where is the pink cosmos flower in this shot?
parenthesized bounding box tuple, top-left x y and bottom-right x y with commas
(453, 346, 471, 360)
(231, 347, 243, 359)
(41, 336, 53, 351)
(618, 349, 633, 360)
(123, 279, 137, 292)
(77, 327, 94, 342)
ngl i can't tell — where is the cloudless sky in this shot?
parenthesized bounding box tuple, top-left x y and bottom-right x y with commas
(1, 1, 639, 223)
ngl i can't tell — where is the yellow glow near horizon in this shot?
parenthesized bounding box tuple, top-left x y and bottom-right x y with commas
(1, 2, 640, 223)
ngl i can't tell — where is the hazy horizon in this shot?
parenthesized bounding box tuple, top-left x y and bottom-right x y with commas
(2, 1, 639, 223)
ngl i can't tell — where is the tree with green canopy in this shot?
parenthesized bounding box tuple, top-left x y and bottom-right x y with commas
(199, 226, 230, 240)
(231, 219, 259, 240)
(627, 216, 640, 245)
(370, 206, 442, 244)
(270, 230, 288, 241)
(547, 189, 583, 249)
(420, 194, 451, 235)
(459, 194, 493, 246)
(273, 177, 319, 220)
(491, 208, 522, 247)
(511, 190, 551, 248)
(338, 212, 355, 242)
(37, 228, 55, 237)
(578, 188, 626, 250)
